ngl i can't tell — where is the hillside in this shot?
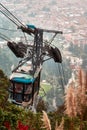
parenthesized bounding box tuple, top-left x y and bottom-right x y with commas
(0, 1, 87, 129)
(0, 0, 87, 110)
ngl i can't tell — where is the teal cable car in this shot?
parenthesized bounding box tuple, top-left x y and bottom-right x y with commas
(9, 72, 40, 105)
(0, 3, 63, 108)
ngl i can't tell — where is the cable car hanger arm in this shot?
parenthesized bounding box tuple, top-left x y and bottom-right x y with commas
(18, 26, 35, 35)
(12, 56, 32, 73)
(38, 28, 63, 34)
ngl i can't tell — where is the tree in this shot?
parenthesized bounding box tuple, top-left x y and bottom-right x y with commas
(0, 69, 9, 108)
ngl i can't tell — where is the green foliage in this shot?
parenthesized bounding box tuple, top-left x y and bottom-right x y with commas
(0, 104, 43, 130)
(0, 103, 87, 130)
(40, 83, 52, 93)
(0, 69, 9, 108)
(0, 69, 87, 129)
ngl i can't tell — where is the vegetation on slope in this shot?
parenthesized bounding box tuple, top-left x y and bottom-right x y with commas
(0, 69, 87, 130)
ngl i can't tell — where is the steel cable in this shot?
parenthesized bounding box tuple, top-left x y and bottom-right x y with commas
(0, 3, 25, 27)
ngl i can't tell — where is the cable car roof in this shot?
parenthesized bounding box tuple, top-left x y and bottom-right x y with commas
(11, 77, 35, 84)
(10, 71, 35, 84)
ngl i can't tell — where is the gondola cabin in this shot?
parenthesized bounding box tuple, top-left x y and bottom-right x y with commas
(8, 63, 41, 105)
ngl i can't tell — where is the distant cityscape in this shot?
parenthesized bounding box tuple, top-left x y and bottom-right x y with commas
(0, 0, 86, 44)
(0, 0, 87, 45)
(0, 0, 87, 71)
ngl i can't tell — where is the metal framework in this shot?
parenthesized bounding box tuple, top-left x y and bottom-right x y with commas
(7, 26, 63, 78)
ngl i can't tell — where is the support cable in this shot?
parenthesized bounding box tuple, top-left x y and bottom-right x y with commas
(43, 33, 58, 46)
(61, 63, 67, 85)
(0, 9, 19, 26)
(0, 27, 17, 32)
(0, 5, 20, 26)
(57, 63, 65, 94)
(0, 35, 9, 41)
(23, 32, 32, 56)
(0, 32, 11, 41)
(0, 3, 25, 27)
(48, 33, 58, 45)
(23, 32, 28, 45)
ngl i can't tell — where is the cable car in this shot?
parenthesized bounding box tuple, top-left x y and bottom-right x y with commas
(9, 72, 40, 105)
(0, 3, 63, 109)
(7, 27, 62, 108)
(8, 60, 41, 106)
